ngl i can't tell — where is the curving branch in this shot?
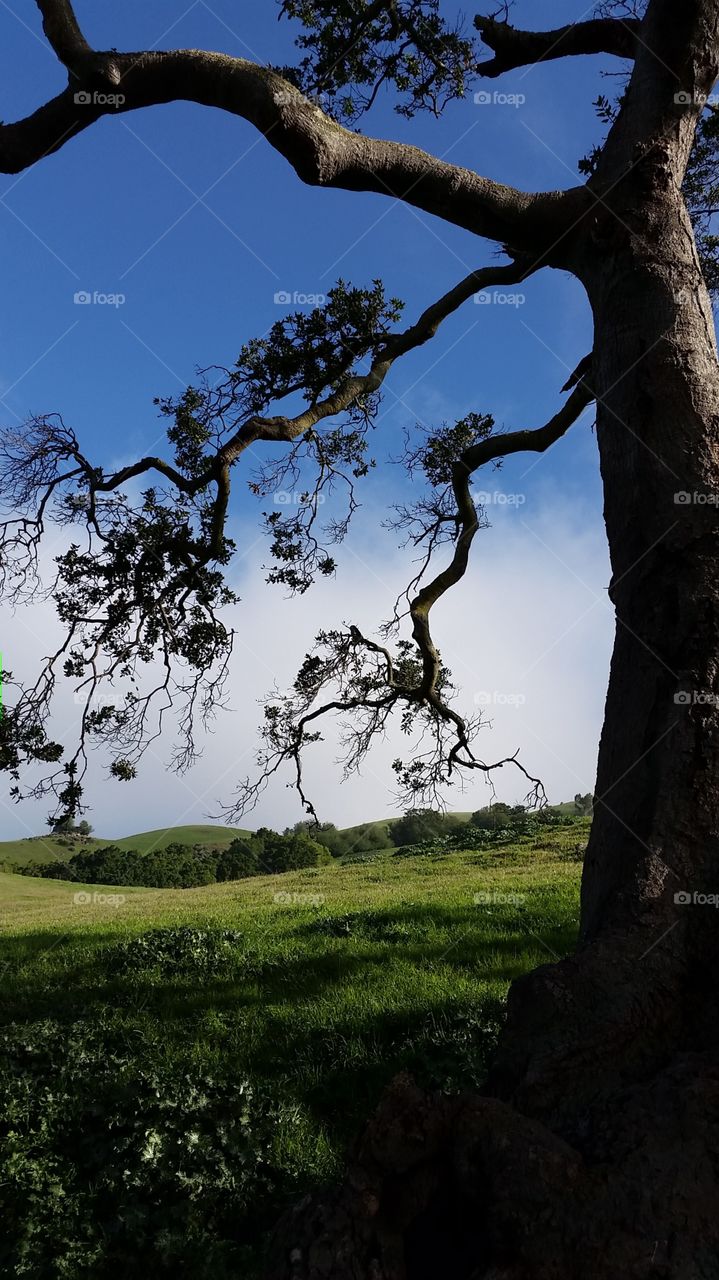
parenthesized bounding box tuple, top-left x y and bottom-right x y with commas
(474, 15, 640, 78)
(227, 364, 595, 820)
(0, 2, 589, 255)
(402, 372, 595, 783)
(90, 258, 540, 499)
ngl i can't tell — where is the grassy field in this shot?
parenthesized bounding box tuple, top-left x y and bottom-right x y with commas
(0, 823, 250, 867)
(0, 819, 588, 1278)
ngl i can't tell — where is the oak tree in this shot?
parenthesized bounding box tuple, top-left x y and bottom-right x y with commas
(1, 1, 719, 1275)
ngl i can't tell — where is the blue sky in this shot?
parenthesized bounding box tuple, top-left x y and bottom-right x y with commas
(0, 2, 618, 837)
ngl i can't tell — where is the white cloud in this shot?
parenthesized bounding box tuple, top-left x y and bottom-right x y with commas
(0, 489, 612, 840)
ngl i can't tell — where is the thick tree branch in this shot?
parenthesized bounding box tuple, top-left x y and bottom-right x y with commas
(35, 0, 91, 67)
(474, 15, 640, 78)
(0, 41, 585, 252)
(34, 0, 121, 84)
(91, 258, 540, 496)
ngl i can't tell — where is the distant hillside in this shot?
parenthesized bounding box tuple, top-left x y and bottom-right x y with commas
(0, 802, 589, 869)
(0, 825, 249, 868)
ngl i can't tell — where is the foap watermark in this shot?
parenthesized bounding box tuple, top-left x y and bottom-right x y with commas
(674, 490, 719, 506)
(274, 289, 326, 306)
(73, 890, 126, 907)
(474, 889, 526, 907)
(474, 290, 525, 307)
(474, 90, 525, 109)
(674, 690, 719, 708)
(274, 490, 325, 505)
(473, 488, 526, 507)
(72, 689, 121, 721)
(675, 889, 719, 908)
(74, 90, 125, 109)
(474, 689, 526, 708)
(273, 891, 326, 907)
(274, 89, 330, 110)
(675, 90, 719, 108)
(74, 290, 126, 308)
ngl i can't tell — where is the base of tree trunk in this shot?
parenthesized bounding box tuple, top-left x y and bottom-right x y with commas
(264, 922, 719, 1280)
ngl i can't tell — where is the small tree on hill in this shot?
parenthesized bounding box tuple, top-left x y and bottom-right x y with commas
(390, 809, 447, 847)
(216, 840, 260, 882)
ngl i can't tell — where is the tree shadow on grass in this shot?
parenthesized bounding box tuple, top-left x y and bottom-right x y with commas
(0, 906, 576, 1064)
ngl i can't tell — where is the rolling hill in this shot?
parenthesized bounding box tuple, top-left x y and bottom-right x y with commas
(0, 801, 588, 869)
(0, 824, 250, 868)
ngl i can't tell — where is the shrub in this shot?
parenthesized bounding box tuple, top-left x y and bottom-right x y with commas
(105, 926, 245, 975)
(22, 827, 329, 890)
(390, 809, 448, 847)
(261, 830, 326, 873)
(216, 840, 259, 881)
(0, 1017, 276, 1278)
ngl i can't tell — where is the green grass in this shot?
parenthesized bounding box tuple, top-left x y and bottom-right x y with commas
(0, 804, 585, 869)
(111, 824, 251, 854)
(0, 819, 588, 1277)
(0, 823, 250, 867)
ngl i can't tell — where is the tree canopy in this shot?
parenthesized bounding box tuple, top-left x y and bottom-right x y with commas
(0, 0, 716, 836)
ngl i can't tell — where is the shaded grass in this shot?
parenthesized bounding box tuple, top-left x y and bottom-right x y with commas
(0, 820, 587, 1277)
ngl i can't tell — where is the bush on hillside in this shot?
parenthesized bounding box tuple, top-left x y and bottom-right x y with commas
(287, 820, 390, 857)
(20, 828, 330, 889)
(215, 840, 259, 881)
(394, 808, 583, 857)
(390, 809, 451, 847)
(469, 802, 525, 830)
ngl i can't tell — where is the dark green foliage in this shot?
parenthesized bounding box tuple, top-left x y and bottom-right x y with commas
(0, 1018, 276, 1279)
(49, 814, 75, 834)
(0, 671, 63, 787)
(69, 842, 218, 889)
(469, 802, 526, 831)
(18, 859, 77, 880)
(106, 926, 245, 975)
(573, 792, 594, 816)
(395, 808, 582, 857)
(21, 842, 218, 889)
(390, 807, 459, 846)
(215, 840, 259, 881)
(21, 828, 328, 888)
(419, 413, 495, 486)
(47, 815, 93, 836)
(279, 0, 477, 120)
(220, 279, 402, 413)
(256, 829, 328, 873)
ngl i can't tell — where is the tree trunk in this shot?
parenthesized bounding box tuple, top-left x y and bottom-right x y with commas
(263, 63, 719, 1280)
